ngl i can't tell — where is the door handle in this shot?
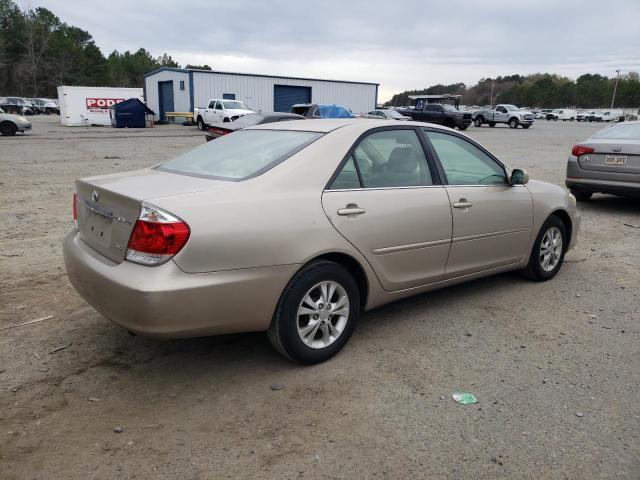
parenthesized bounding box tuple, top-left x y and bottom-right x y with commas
(337, 206, 366, 216)
(453, 199, 473, 209)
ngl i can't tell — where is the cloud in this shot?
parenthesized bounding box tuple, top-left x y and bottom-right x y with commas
(35, 0, 640, 100)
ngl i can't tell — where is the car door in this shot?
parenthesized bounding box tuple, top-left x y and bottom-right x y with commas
(322, 127, 453, 291)
(213, 101, 225, 122)
(422, 128, 533, 278)
(204, 100, 216, 123)
(423, 104, 442, 123)
(495, 105, 508, 122)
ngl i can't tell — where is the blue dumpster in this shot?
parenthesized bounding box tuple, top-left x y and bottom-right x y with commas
(109, 98, 155, 128)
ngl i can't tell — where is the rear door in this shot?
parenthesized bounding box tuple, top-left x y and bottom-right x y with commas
(322, 127, 452, 291)
(422, 128, 533, 278)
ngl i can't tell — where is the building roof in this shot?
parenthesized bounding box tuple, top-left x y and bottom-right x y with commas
(144, 67, 379, 86)
(408, 94, 462, 100)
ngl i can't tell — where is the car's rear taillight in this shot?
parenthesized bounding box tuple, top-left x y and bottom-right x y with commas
(126, 205, 190, 266)
(73, 192, 78, 225)
(207, 127, 231, 136)
(571, 145, 594, 157)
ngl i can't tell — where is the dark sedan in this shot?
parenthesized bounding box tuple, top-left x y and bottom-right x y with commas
(205, 112, 306, 141)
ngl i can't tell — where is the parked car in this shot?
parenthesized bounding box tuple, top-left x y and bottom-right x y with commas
(27, 98, 60, 114)
(397, 103, 472, 130)
(535, 109, 553, 119)
(204, 112, 306, 141)
(590, 111, 622, 122)
(193, 99, 255, 130)
(557, 109, 578, 121)
(546, 109, 561, 120)
(472, 104, 534, 129)
(364, 109, 411, 121)
(64, 119, 579, 363)
(290, 104, 355, 118)
(0, 97, 35, 115)
(577, 111, 594, 122)
(0, 107, 32, 135)
(566, 121, 640, 200)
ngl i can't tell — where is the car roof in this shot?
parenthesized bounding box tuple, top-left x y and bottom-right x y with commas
(247, 118, 453, 134)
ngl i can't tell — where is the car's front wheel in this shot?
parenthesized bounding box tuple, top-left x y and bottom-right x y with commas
(268, 261, 360, 364)
(473, 117, 483, 127)
(0, 121, 17, 136)
(522, 215, 567, 281)
(509, 118, 519, 128)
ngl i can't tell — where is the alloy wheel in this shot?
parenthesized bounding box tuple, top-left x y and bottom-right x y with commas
(296, 281, 349, 349)
(539, 227, 563, 272)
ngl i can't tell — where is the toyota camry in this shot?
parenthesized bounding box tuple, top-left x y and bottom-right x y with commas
(64, 119, 579, 363)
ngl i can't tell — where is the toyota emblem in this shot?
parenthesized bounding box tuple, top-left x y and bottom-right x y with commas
(91, 190, 99, 202)
(612, 146, 622, 153)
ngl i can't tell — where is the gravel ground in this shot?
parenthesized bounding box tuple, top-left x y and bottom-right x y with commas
(1, 116, 638, 479)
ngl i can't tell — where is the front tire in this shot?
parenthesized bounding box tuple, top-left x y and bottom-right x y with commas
(473, 117, 483, 127)
(508, 118, 519, 129)
(522, 216, 567, 281)
(0, 121, 17, 136)
(488, 122, 496, 128)
(268, 261, 360, 364)
(196, 117, 205, 130)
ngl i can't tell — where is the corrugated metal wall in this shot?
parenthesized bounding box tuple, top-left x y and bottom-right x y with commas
(191, 71, 377, 114)
(144, 70, 190, 118)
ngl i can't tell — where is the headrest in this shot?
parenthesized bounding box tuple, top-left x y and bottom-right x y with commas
(387, 147, 418, 174)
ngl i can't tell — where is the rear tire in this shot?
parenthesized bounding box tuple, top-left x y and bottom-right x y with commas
(569, 188, 592, 202)
(267, 261, 360, 364)
(0, 121, 17, 136)
(522, 215, 567, 282)
(488, 122, 496, 128)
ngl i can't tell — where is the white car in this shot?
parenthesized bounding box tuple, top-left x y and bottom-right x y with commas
(557, 109, 578, 121)
(577, 111, 595, 122)
(591, 111, 621, 122)
(0, 107, 32, 135)
(193, 99, 255, 130)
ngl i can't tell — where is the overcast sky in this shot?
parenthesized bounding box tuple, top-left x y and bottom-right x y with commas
(35, 0, 640, 101)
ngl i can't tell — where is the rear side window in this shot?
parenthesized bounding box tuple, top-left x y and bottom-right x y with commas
(159, 130, 322, 181)
(424, 130, 506, 185)
(330, 130, 432, 189)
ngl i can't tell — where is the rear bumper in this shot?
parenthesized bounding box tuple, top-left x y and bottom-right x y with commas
(17, 122, 32, 132)
(63, 230, 298, 338)
(565, 156, 640, 196)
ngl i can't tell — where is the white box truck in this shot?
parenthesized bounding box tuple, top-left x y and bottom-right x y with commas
(57, 86, 143, 126)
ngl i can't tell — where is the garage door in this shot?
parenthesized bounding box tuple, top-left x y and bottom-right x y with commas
(274, 85, 311, 113)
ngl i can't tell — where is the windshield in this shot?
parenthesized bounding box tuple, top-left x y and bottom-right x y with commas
(591, 123, 640, 140)
(158, 130, 322, 181)
(222, 100, 249, 110)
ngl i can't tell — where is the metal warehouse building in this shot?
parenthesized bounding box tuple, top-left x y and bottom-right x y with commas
(143, 67, 378, 120)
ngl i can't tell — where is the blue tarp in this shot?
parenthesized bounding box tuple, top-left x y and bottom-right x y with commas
(317, 104, 354, 118)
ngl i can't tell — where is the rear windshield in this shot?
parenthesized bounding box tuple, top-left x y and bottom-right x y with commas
(591, 123, 640, 139)
(158, 130, 322, 181)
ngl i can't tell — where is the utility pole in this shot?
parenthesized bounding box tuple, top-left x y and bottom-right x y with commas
(490, 83, 495, 108)
(611, 69, 621, 108)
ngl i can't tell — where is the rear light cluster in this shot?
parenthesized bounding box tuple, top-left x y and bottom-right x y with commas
(571, 145, 594, 157)
(206, 127, 230, 137)
(126, 205, 190, 266)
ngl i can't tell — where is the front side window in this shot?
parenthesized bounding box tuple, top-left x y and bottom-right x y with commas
(424, 130, 506, 185)
(330, 129, 432, 189)
(159, 130, 321, 181)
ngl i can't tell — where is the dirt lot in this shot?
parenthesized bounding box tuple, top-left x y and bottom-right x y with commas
(1, 116, 639, 479)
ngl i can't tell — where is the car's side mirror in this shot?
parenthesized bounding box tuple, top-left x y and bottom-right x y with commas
(510, 168, 529, 185)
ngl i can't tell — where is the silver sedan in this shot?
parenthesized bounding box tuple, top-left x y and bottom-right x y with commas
(566, 121, 640, 200)
(64, 119, 579, 363)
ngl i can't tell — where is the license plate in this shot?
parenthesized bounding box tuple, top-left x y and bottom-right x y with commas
(605, 155, 627, 166)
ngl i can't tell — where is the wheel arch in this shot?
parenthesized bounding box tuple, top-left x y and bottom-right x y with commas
(549, 209, 572, 247)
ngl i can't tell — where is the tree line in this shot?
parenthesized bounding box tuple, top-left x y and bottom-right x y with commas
(385, 72, 640, 109)
(0, 0, 180, 97)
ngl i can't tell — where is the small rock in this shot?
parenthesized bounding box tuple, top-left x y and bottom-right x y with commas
(314, 454, 320, 462)
(519, 344, 526, 349)
(11, 387, 19, 393)
(575, 294, 581, 297)
(38, 367, 49, 372)
(127, 440, 134, 446)
(587, 314, 597, 319)
(491, 456, 503, 465)
(88, 397, 100, 402)
(270, 383, 284, 391)
(465, 333, 472, 337)
(542, 379, 549, 384)
(114, 426, 124, 433)
(341, 411, 348, 416)
(575, 412, 584, 418)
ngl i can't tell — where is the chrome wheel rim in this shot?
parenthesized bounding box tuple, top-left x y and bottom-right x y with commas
(297, 281, 349, 349)
(540, 227, 563, 272)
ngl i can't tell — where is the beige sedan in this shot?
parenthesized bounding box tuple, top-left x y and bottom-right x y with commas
(64, 119, 579, 363)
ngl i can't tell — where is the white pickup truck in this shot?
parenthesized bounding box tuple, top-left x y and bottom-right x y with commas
(193, 99, 255, 130)
(472, 104, 534, 129)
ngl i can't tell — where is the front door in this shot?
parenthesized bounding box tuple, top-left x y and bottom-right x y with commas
(322, 128, 452, 291)
(422, 129, 533, 278)
(158, 81, 174, 121)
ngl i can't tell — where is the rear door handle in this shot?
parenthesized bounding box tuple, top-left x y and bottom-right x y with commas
(453, 199, 473, 209)
(337, 206, 366, 216)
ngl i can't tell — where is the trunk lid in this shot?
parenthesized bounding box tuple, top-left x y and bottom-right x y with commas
(577, 139, 640, 174)
(76, 168, 231, 263)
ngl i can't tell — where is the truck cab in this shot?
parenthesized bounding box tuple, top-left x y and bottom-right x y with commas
(397, 94, 472, 130)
